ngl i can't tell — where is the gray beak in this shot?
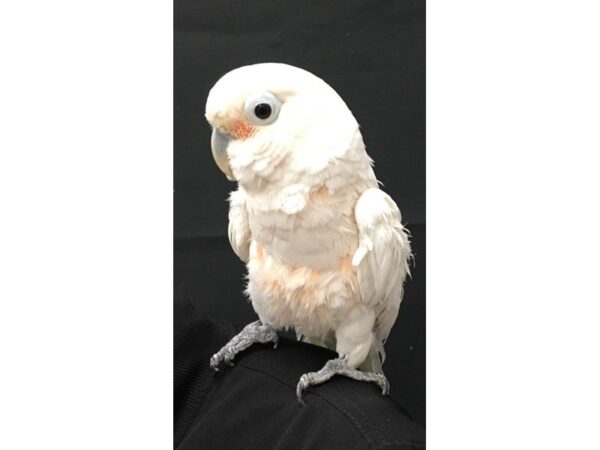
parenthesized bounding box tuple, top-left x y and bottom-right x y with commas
(211, 128, 235, 181)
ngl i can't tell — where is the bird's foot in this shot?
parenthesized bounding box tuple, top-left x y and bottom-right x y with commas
(296, 357, 390, 405)
(209, 320, 279, 371)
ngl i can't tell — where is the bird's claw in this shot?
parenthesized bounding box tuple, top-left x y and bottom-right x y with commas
(375, 372, 390, 395)
(210, 347, 241, 371)
(209, 354, 220, 371)
(295, 358, 391, 405)
(296, 374, 310, 405)
(209, 320, 278, 372)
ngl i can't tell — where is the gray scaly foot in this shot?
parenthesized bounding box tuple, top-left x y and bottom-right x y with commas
(210, 320, 279, 371)
(296, 358, 390, 405)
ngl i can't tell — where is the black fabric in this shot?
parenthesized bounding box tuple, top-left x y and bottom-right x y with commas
(174, 304, 425, 449)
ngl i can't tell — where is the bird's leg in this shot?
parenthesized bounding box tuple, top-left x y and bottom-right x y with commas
(209, 320, 279, 371)
(296, 357, 390, 404)
(296, 307, 388, 404)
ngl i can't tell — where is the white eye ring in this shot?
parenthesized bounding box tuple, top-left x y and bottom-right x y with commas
(243, 91, 282, 126)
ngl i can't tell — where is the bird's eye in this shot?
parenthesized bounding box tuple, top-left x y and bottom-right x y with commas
(254, 103, 272, 119)
(244, 92, 281, 125)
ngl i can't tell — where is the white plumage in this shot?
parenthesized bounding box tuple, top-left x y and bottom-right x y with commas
(206, 63, 411, 376)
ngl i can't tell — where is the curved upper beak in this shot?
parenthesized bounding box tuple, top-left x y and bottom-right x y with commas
(211, 128, 235, 181)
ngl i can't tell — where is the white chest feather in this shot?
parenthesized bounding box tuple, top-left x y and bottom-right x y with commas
(245, 186, 363, 337)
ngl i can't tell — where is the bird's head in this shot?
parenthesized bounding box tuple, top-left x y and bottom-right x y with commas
(205, 63, 362, 188)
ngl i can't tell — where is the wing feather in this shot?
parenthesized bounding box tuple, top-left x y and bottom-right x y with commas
(353, 188, 412, 363)
(228, 189, 251, 262)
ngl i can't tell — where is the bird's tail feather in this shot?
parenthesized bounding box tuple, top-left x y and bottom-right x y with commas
(359, 340, 385, 373)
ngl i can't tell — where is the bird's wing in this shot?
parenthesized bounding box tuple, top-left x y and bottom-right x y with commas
(228, 189, 251, 263)
(353, 188, 412, 363)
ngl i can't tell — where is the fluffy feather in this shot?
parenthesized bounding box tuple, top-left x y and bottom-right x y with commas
(205, 63, 411, 370)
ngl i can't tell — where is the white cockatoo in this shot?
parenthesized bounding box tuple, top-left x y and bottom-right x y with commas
(205, 63, 412, 403)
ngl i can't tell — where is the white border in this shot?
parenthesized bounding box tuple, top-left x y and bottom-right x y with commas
(428, 1, 600, 448)
(0, 1, 172, 448)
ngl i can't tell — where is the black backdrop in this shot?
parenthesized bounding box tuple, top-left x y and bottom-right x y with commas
(174, 0, 425, 427)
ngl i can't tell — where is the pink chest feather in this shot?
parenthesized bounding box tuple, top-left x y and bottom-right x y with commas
(246, 243, 361, 337)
